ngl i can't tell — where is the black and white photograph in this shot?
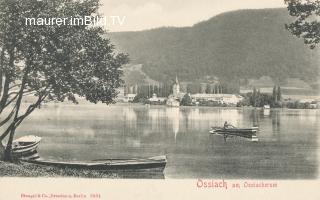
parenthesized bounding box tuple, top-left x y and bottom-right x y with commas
(0, 0, 319, 199)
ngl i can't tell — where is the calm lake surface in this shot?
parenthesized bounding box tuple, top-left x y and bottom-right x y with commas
(13, 104, 320, 179)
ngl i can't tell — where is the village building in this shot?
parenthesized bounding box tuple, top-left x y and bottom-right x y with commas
(166, 76, 244, 106)
(124, 94, 137, 102)
(115, 87, 137, 102)
(191, 93, 243, 105)
(148, 93, 167, 104)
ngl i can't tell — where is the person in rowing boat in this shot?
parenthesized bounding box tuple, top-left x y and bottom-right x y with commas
(223, 121, 235, 129)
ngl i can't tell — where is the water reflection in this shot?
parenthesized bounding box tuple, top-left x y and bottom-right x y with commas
(165, 107, 180, 142)
(271, 110, 281, 139)
(11, 104, 319, 179)
(263, 109, 270, 116)
(123, 107, 137, 130)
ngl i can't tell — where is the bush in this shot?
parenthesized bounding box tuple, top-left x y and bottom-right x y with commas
(180, 94, 192, 106)
(132, 93, 148, 103)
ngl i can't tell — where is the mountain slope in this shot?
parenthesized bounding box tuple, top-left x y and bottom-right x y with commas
(109, 8, 320, 84)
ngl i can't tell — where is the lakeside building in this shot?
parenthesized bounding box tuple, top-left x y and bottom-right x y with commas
(124, 94, 137, 102)
(148, 93, 167, 104)
(191, 93, 244, 105)
(116, 87, 137, 102)
(166, 76, 244, 106)
(240, 87, 273, 94)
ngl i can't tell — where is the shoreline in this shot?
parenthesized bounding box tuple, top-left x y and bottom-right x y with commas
(0, 161, 118, 178)
(34, 101, 319, 110)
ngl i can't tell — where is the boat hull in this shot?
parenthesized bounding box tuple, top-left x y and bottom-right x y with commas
(210, 127, 259, 141)
(12, 140, 41, 153)
(21, 156, 167, 172)
(2, 135, 41, 159)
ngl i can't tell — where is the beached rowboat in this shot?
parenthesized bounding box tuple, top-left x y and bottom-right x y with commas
(11, 135, 41, 153)
(21, 155, 167, 172)
(1, 135, 41, 159)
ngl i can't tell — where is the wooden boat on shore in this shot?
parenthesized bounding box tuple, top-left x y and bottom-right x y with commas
(1, 135, 41, 159)
(210, 127, 259, 141)
(21, 155, 167, 172)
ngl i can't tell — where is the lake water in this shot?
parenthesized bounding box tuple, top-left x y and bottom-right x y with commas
(12, 104, 319, 179)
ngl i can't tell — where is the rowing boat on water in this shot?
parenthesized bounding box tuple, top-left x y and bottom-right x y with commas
(210, 127, 259, 134)
(21, 155, 167, 172)
(210, 127, 259, 141)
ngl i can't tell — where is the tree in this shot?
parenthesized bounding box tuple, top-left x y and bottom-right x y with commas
(132, 93, 148, 103)
(180, 93, 192, 106)
(277, 86, 282, 101)
(285, 0, 320, 49)
(0, 0, 128, 161)
(272, 85, 278, 103)
(255, 89, 262, 107)
(205, 84, 211, 94)
(251, 87, 257, 106)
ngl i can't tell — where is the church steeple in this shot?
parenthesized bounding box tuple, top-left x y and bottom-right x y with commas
(173, 75, 180, 97)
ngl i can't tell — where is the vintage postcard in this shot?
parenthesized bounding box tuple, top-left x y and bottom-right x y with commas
(0, 0, 319, 199)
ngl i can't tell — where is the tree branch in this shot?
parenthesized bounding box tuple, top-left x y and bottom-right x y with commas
(0, 75, 11, 114)
(4, 93, 18, 107)
(0, 48, 5, 98)
(8, 84, 21, 90)
(0, 105, 16, 127)
(22, 90, 36, 96)
(0, 85, 49, 142)
(7, 91, 18, 97)
(0, 123, 14, 142)
(13, 93, 47, 130)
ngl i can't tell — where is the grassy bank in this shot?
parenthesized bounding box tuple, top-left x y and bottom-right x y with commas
(0, 161, 118, 178)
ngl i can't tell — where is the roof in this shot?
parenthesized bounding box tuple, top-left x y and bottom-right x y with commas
(191, 94, 240, 98)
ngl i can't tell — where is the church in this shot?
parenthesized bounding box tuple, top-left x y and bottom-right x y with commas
(166, 76, 185, 107)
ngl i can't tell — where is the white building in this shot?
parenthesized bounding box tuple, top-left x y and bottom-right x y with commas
(240, 87, 273, 94)
(191, 94, 243, 105)
(124, 94, 137, 102)
(149, 93, 167, 103)
(115, 87, 137, 102)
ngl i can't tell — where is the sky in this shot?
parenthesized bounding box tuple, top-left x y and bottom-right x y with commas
(99, 0, 287, 32)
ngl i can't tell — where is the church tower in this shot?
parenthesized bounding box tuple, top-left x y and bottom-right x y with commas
(173, 76, 180, 97)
